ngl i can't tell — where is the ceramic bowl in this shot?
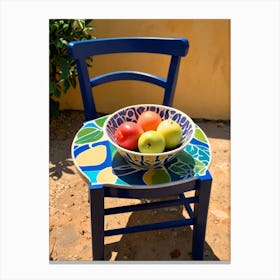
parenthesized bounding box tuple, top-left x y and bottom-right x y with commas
(104, 104, 195, 168)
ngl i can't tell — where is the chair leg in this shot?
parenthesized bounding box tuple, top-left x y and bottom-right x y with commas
(89, 187, 104, 260)
(192, 177, 212, 260)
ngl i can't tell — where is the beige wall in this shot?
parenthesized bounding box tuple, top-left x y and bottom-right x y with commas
(58, 19, 230, 120)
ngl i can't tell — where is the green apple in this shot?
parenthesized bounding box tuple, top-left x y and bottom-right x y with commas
(156, 119, 183, 149)
(138, 131, 165, 153)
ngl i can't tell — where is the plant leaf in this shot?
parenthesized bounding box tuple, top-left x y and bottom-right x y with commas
(49, 19, 96, 99)
(63, 79, 70, 93)
(50, 81, 56, 94)
(58, 57, 69, 80)
(54, 38, 63, 48)
(69, 75, 76, 88)
(53, 85, 61, 98)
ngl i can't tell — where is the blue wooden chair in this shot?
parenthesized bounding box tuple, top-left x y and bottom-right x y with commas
(67, 37, 212, 260)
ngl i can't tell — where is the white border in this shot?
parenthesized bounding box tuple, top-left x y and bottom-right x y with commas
(1, 0, 279, 279)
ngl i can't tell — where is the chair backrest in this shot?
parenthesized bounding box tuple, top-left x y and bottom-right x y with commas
(67, 37, 189, 121)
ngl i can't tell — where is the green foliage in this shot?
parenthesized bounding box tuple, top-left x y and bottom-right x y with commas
(49, 19, 95, 105)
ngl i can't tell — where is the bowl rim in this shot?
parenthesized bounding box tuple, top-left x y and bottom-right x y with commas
(103, 104, 195, 157)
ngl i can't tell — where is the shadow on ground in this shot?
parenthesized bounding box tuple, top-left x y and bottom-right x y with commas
(103, 203, 219, 261)
(49, 111, 105, 180)
(195, 119, 230, 140)
(49, 158, 75, 180)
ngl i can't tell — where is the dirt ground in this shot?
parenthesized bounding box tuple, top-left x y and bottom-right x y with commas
(49, 110, 230, 261)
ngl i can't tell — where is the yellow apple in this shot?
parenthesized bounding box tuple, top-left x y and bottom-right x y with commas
(156, 119, 182, 149)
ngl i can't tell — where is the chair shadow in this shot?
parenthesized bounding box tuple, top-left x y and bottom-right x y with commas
(104, 201, 219, 261)
(49, 157, 75, 180)
(49, 111, 107, 180)
(49, 132, 75, 180)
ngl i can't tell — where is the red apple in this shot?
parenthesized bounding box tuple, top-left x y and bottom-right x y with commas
(137, 111, 162, 132)
(114, 121, 144, 150)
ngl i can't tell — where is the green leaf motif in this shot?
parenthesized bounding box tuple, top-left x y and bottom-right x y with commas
(169, 152, 195, 177)
(194, 159, 207, 176)
(194, 128, 207, 143)
(95, 116, 108, 128)
(75, 127, 103, 144)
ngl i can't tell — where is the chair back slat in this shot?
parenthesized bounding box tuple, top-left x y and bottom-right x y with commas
(68, 37, 189, 121)
(68, 37, 189, 58)
(90, 71, 166, 88)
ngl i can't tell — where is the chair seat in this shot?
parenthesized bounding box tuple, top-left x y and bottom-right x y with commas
(72, 116, 211, 194)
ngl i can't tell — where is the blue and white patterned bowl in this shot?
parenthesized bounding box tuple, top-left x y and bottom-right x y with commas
(104, 104, 195, 168)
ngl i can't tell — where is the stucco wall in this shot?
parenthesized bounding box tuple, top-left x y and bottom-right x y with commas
(58, 19, 230, 120)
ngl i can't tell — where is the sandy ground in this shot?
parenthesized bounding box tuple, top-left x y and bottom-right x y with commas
(49, 110, 230, 261)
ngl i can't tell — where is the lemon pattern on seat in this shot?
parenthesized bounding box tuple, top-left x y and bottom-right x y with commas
(97, 167, 118, 184)
(143, 168, 171, 185)
(76, 145, 107, 166)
